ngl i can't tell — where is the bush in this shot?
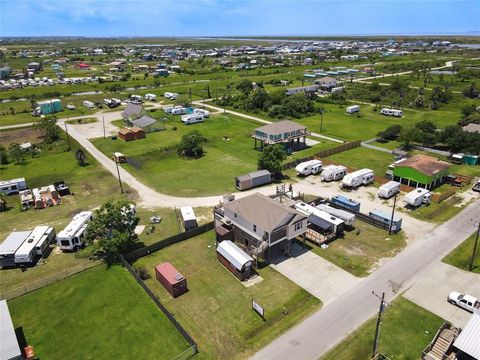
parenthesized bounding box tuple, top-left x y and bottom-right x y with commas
(133, 265, 151, 280)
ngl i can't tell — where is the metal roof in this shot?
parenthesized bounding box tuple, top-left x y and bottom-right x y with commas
(0, 300, 22, 360)
(0, 231, 31, 255)
(132, 115, 156, 128)
(217, 240, 254, 271)
(395, 154, 449, 177)
(180, 206, 196, 222)
(454, 312, 480, 359)
(255, 120, 307, 136)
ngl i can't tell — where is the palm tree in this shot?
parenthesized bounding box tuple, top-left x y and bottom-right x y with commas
(75, 148, 86, 166)
(0, 192, 7, 212)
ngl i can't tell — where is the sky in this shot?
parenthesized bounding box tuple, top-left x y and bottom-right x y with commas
(0, 0, 479, 37)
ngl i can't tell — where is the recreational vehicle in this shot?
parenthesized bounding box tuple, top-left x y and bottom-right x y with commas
(0, 231, 30, 267)
(144, 93, 157, 101)
(404, 188, 432, 207)
(294, 202, 345, 235)
(181, 114, 205, 125)
(56, 211, 93, 251)
(369, 209, 402, 233)
(378, 181, 401, 199)
(164, 92, 179, 100)
(171, 107, 187, 115)
(316, 203, 355, 227)
(19, 189, 34, 210)
(330, 195, 361, 212)
(130, 94, 142, 103)
(380, 108, 403, 117)
(180, 206, 197, 231)
(0, 178, 27, 195)
(320, 165, 347, 182)
(83, 100, 95, 109)
(346, 105, 360, 114)
(14, 226, 55, 264)
(342, 169, 375, 188)
(295, 159, 323, 176)
(193, 108, 210, 117)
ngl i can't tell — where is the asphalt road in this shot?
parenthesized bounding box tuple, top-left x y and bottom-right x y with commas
(251, 198, 480, 360)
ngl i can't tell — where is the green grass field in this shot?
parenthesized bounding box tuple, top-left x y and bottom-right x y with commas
(304, 221, 406, 277)
(442, 232, 480, 273)
(133, 232, 321, 359)
(9, 265, 190, 359)
(322, 297, 444, 360)
(92, 113, 336, 196)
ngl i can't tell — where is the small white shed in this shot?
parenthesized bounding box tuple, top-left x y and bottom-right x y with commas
(180, 206, 197, 231)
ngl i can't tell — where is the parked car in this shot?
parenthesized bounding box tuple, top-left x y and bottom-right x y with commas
(472, 180, 480, 193)
(447, 292, 480, 313)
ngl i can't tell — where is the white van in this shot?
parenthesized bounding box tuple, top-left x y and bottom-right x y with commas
(320, 165, 347, 182)
(378, 181, 400, 199)
(295, 159, 323, 176)
(181, 114, 205, 125)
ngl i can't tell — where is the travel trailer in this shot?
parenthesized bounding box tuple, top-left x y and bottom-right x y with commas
(295, 159, 323, 176)
(404, 188, 432, 207)
(342, 169, 375, 188)
(144, 93, 157, 101)
(181, 114, 205, 125)
(171, 107, 187, 115)
(193, 108, 210, 117)
(0, 178, 27, 195)
(294, 202, 345, 235)
(14, 226, 56, 264)
(380, 108, 403, 117)
(378, 181, 401, 199)
(164, 92, 179, 100)
(83, 100, 95, 109)
(56, 211, 93, 251)
(330, 195, 361, 212)
(316, 203, 355, 227)
(180, 206, 197, 231)
(320, 165, 347, 182)
(369, 209, 402, 233)
(346, 105, 360, 114)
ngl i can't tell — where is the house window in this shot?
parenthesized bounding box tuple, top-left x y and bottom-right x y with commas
(253, 225, 257, 232)
(294, 222, 303, 231)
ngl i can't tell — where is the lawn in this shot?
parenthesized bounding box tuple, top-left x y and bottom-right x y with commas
(9, 265, 190, 359)
(92, 113, 336, 196)
(442, 232, 480, 273)
(304, 221, 406, 277)
(133, 231, 321, 360)
(321, 297, 444, 360)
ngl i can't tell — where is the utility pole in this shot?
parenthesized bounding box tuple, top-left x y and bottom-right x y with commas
(102, 116, 106, 139)
(113, 153, 124, 194)
(64, 123, 71, 151)
(372, 291, 386, 359)
(320, 110, 324, 133)
(388, 193, 398, 235)
(469, 221, 479, 271)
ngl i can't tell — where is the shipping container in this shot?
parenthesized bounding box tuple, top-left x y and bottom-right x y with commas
(155, 262, 187, 298)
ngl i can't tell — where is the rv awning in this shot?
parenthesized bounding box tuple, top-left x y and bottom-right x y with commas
(308, 214, 332, 231)
(453, 313, 480, 359)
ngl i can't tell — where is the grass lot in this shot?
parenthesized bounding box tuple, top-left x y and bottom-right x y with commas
(442, 232, 480, 273)
(92, 113, 336, 196)
(9, 265, 190, 359)
(304, 221, 406, 277)
(322, 297, 444, 360)
(133, 232, 321, 359)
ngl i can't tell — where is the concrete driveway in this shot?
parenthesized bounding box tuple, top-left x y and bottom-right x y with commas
(404, 262, 480, 327)
(270, 243, 362, 305)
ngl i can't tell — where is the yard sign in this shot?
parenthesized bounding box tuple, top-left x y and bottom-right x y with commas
(252, 298, 265, 320)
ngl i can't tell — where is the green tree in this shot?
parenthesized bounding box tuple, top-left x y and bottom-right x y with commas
(177, 130, 207, 158)
(75, 148, 86, 166)
(0, 145, 8, 165)
(377, 125, 403, 141)
(0, 192, 7, 212)
(398, 127, 419, 150)
(175, 94, 191, 107)
(236, 79, 254, 95)
(35, 117, 60, 144)
(8, 143, 23, 164)
(257, 144, 287, 178)
(461, 104, 476, 118)
(85, 200, 138, 263)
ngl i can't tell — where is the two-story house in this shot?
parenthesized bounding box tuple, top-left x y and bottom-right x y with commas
(214, 193, 308, 262)
(252, 120, 310, 154)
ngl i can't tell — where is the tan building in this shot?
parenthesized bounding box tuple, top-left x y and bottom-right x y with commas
(252, 120, 310, 153)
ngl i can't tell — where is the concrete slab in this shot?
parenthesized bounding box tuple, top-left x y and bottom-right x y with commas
(404, 262, 480, 327)
(270, 243, 362, 305)
(242, 274, 264, 288)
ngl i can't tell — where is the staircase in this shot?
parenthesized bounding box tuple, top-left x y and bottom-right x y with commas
(423, 325, 459, 360)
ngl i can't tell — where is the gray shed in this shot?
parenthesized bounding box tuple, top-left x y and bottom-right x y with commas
(235, 170, 272, 191)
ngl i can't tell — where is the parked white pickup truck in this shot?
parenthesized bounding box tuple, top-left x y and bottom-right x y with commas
(448, 292, 480, 313)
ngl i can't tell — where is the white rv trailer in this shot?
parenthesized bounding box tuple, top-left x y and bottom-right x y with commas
(144, 93, 157, 101)
(378, 181, 401, 199)
(56, 211, 93, 251)
(320, 165, 347, 182)
(83, 100, 95, 109)
(404, 188, 432, 207)
(0, 178, 27, 195)
(294, 202, 344, 234)
(316, 203, 355, 227)
(295, 159, 323, 176)
(171, 107, 187, 115)
(346, 105, 360, 114)
(342, 169, 375, 188)
(180, 206, 197, 231)
(14, 226, 55, 264)
(380, 108, 403, 117)
(181, 114, 205, 125)
(193, 108, 210, 117)
(164, 92, 179, 100)
(0, 231, 30, 267)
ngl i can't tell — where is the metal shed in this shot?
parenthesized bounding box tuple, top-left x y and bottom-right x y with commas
(235, 170, 272, 191)
(216, 240, 254, 281)
(155, 262, 187, 298)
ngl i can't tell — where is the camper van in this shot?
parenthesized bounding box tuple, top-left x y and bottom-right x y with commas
(295, 159, 323, 176)
(193, 108, 210, 117)
(0, 178, 27, 195)
(181, 114, 205, 125)
(404, 188, 432, 207)
(171, 107, 187, 115)
(346, 105, 360, 114)
(380, 108, 403, 117)
(320, 165, 347, 182)
(316, 203, 355, 227)
(56, 211, 93, 251)
(378, 181, 401, 199)
(14, 226, 55, 264)
(144, 93, 157, 101)
(342, 169, 375, 188)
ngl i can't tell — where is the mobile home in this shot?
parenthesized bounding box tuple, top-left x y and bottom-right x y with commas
(320, 165, 347, 182)
(181, 114, 205, 125)
(342, 169, 375, 188)
(0, 178, 27, 195)
(316, 203, 355, 227)
(295, 159, 322, 176)
(369, 209, 402, 233)
(378, 181, 401, 199)
(346, 105, 360, 114)
(56, 211, 93, 251)
(331, 195, 361, 212)
(404, 188, 432, 207)
(0, 231, 30, 267)
(180, 206, 197, 231)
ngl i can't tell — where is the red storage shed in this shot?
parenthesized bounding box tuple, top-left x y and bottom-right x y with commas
(155, 262, 187, 298)
(118, 128, 135, 142)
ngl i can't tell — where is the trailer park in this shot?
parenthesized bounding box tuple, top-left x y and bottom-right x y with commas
(1, 41, 480, 360)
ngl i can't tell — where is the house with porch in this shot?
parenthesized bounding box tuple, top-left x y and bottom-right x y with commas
(252, 120, 310, 154)
(392, 154, 450, 190)
(214, 193, 308, 263)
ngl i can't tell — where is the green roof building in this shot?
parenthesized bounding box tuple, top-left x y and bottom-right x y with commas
(392, 154, 450, 190)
